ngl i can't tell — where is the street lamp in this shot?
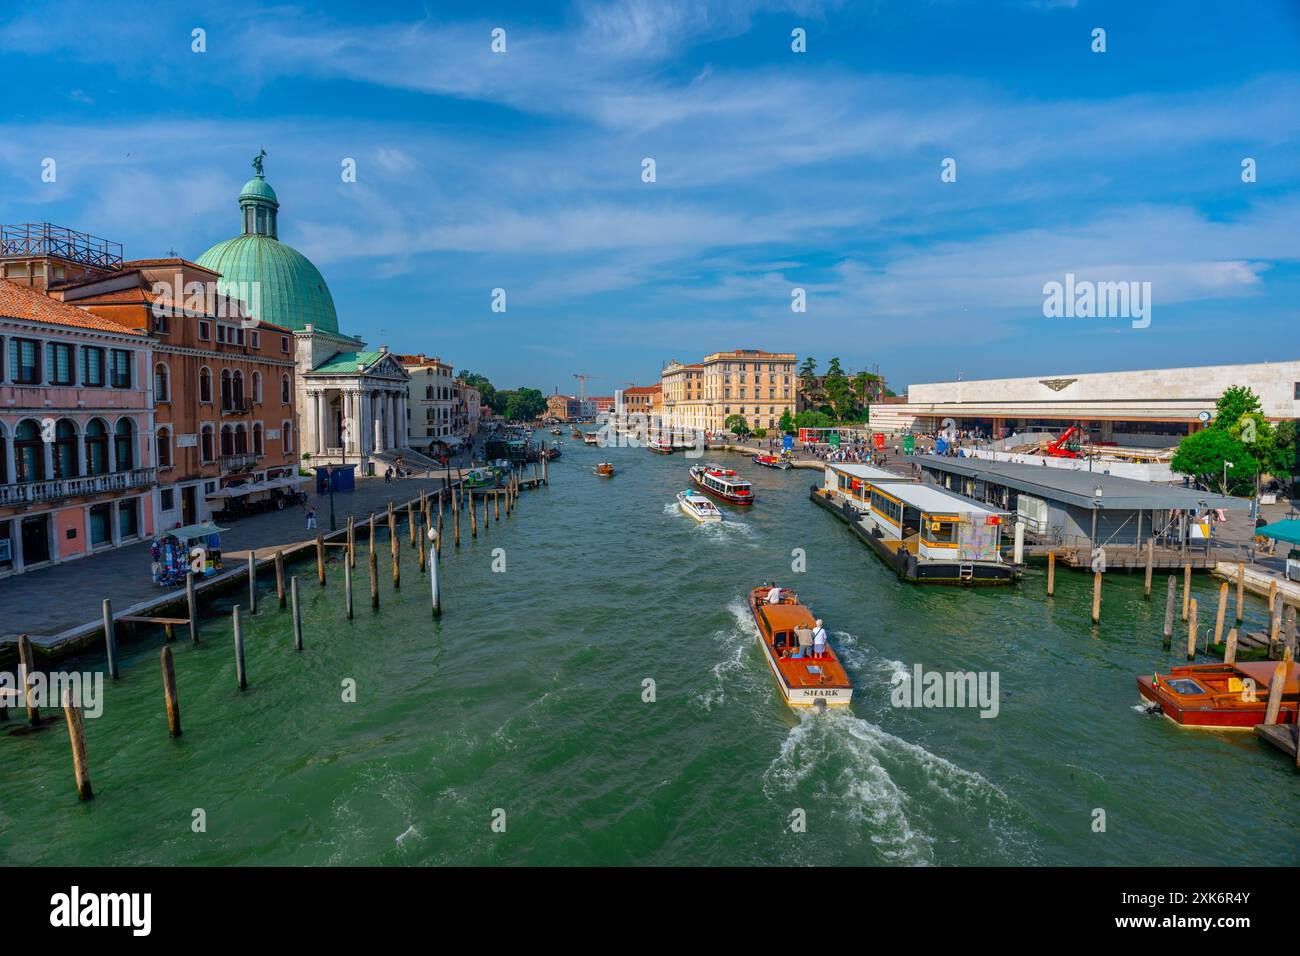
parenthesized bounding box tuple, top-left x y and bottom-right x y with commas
(1091, 484, 1103, 551)
(326, 463, 337, 532)
(1223, 459, 1234, 494)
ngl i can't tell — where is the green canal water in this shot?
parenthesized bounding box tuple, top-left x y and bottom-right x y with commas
(2, 435, 1297, 866)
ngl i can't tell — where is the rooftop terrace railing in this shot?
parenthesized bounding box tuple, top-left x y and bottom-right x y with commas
(0, 223, 124, 270)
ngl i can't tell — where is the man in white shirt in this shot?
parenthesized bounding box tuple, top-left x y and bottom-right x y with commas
(766, 584, 782, 604)
(811, 619, 828, 658)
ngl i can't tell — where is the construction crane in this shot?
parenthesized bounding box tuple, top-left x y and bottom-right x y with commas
(572, 373, 590, 402)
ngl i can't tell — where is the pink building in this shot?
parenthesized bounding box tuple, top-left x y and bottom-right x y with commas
(0, 280, 156, 575)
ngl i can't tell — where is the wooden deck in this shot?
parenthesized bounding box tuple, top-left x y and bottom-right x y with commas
(1255, 723, 1299, 763)
(1023, 544, 1222, 570)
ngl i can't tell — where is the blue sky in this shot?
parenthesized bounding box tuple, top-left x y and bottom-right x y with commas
(2, 0, 1298, 394)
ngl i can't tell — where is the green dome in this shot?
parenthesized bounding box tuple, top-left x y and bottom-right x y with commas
(238, 176, 279, 205)
(196, 235, 338, 334)
(196, 159, 338, 334)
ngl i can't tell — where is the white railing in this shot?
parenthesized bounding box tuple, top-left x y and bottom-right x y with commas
(0, 467, 156, 506)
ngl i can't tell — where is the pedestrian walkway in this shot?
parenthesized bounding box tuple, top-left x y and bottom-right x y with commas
(0, 467, 470, 645)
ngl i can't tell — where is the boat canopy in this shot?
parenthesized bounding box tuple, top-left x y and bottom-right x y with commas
(1257, 519, 1300, 547)
(872, 482, 1007, 518)
(157, 521, 227, 542)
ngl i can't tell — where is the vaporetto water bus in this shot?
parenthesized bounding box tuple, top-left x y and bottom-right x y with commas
(811, 462, 1017, 585)
(747, 585, 853, 709)
(690, 464, 754, 505)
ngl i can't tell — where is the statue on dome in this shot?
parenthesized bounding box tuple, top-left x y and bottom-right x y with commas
(252, 148, 267, 178)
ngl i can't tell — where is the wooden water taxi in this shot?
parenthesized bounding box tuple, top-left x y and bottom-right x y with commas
(689, 464, 754, 505)
(747, 586, 853, 709)
(582, 432, 600, 446)
(752, 454, 792, 470)
(594, 462, 615, 477)
(677, 490, 722, 523)
(648, 437, 674, 454)
(1136, 660, 1298, 729)
(571, 427, 582, 439)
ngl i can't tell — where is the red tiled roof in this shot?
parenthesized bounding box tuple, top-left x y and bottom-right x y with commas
(120, 257, 217, 272)
(0, 279, 144, 336)
(624, 385, 660, 394)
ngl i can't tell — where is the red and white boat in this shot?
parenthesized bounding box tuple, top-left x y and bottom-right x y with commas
(1136, 660, 1298, 729)
(647, 437, 674, 454)
(689, 464, 754, 505)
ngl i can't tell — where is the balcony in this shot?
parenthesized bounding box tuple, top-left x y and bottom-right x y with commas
(220, 452, 259, 472)
(0, 467, 156, 508)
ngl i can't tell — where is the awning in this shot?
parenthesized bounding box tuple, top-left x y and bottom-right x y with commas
(1258, 519, 1300, 546)
(206, 476, 301, 500)
(433, 435, 464, 447)
(157, 521, 227, 541)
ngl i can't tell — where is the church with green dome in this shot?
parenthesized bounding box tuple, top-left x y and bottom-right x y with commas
(197, 152, 417, 474)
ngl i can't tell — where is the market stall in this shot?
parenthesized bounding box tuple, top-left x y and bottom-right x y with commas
(151, 521, 226, 587)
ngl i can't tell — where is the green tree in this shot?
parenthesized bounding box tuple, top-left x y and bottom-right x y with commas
(1171, 428, 1258, 495)
(724, 414, 750, 437)
(753, 427, 767, 439)
(794, 410, 834, 430)
(798, 356, 818, 386)
(778, 409, 795, 434)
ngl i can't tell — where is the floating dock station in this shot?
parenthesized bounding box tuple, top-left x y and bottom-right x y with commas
(811, 463, 1017, 585)
(914, 456, 1248, 570)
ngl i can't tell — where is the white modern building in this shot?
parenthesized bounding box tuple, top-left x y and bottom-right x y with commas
(871, 359, 1300, 443)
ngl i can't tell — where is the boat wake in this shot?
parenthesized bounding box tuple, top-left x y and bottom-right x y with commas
(762, 709, 1034, 866)
(693, 598, 763, 712)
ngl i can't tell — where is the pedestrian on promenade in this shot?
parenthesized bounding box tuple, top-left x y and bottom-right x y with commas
(306, 507, 317, 530)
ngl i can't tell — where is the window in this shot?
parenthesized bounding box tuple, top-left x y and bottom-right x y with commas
(109, 349, 132, 388)
(252, 371, 262, 404)
(220, 425, 233, 456)
(82, 347, 104, 386)
(156, 427, 172, 468)
(281, 374, 291, 404)
(281, 336, 290, 353)
(48, 343, 74, 385)
(200, 425, 214, 463)
(160, 488, 176, 511)
(253, 423, 264, 455)
(283, 421, 293, 453)
(198, 321, 211, 341)
(53, 420, 78, 478)
(234, 424, 247, 454)
(154, 363, 170, 402)
(114, 419, 134, 471)
(199, 367, 213, 403)
(84, 419, 109, 475)
(15, 420, 44, 481)
(249, 330, 260, 349)
(152, 311, 169, 334)
(12, 338, 40, 384)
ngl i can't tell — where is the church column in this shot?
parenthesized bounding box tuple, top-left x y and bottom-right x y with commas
(373, 389, 384, 454)
(397, 392, 407, 449)
(359, 390, 371, 457)
(314, 390, 327, 454)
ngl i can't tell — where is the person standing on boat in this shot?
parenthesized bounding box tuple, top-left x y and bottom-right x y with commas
(795, 623, 813, 658)
(812, 619, 828, 658)
(766, 584, 782, 604)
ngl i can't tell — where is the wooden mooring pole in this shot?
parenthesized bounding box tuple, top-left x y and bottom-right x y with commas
(291, 576, 303, 650)
(247, 552, 258, 614)
(470, 491, 477, 539)
(102, 599, 119, 681)
(1213, 581, 1228, 648)
(348, 515, 356, 569)
(1162, 574, 1176, 649)
(1091, 571, 1102, 624)
(1235, 562, 1245, 623)
(1268, 579, 1278, 616)
(18, 634, 38, 726)
(417, 515, 427, 573)
(1181, 563, 1191, 622)
(187, 571, 199, 644)
(317, 534, 326, 587)
(408, 500, 417, 549)
(1186, 598, 1198, 661)
(160, 645, 181, 737)
(1264, 662, 1287, 725)
(275, 550, 286, 608)
(62, 687, 92, 801)
(1224, 628, 1239, 666)
(1143, 540, 1154, 600)
(1046, 551, 1055, 597)
(233, 606, 247, 690)
(344, 557, 354, 620)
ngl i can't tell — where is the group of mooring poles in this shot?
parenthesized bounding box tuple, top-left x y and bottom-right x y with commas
(48, 465, 550, 801)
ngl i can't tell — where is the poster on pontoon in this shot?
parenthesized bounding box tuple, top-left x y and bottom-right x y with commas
(959, 518, 999, 561)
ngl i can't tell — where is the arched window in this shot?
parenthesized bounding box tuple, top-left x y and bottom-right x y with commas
(283, 420, 294, 453)
(114, 419, 134, 471)
(251, 371, 262, 404)
(220, 425, 234, 456)
(53, 419, 79, 478)
(200, 424, 214, 463)
(199, 366, 213, 404)
(281, 373, 291, 404)
(15, 419, 45, 482)
(253, 423, 264, 455)
(234, 423, 248, 454)
(220, 369, 232, 409)
(232, 370, 245, 406)
(84, 419, 109, 475)
(153, 363, 169, 402)
(0, 424, 7, 485)
(156, 426, 172, 468)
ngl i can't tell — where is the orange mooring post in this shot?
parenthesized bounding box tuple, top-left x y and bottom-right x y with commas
(1046, 551, 1055, 596)
(1186, 598, 1198, 661)
(1091, 571, 1102, 624)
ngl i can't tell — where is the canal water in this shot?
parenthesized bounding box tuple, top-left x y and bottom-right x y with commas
(2, 435, 1296, 865)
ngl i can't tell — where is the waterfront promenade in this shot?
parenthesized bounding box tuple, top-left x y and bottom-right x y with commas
(0, 461, 478, 650)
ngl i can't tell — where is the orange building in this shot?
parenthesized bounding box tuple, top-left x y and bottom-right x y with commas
(57, 259, 300, 526)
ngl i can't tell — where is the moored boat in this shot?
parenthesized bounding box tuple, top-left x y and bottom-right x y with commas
(747, 585, 853, 709)
(461, 467, 498, 489)
(677, 490, 722, 523)
(551, 427, 562, 435)
(583, 432, 600, 446)
(647, 437, 673, 454)
(1136, 660, 1298, 729)
(594, 462, 615, 477)
(689, 464, 754, 505)
(752, 454, 792, 470)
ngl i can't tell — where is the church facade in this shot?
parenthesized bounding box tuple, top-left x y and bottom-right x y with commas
(197, 155, 422, 474)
